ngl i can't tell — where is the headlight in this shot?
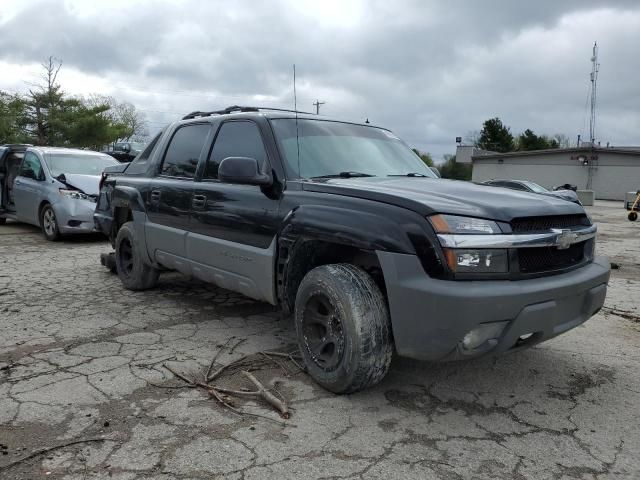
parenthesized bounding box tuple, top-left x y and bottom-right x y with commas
(429, 214, 501, 234)
(443, 248, 508, 273)
(430, 215, 507, 273)
(59, 189, 91, 201)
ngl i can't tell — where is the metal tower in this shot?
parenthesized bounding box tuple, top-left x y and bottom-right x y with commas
(589, 42, 600, 144)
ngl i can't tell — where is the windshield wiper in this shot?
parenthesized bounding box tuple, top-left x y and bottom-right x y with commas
(310, 171, 375, 179)
(388, 172, 428, 177)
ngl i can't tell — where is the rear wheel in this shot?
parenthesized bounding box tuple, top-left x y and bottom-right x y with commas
(294, 263, 393, 394)
(0, 217, 6, 225)
(115, 221, 159, 290)
(40, 204, 60, 241)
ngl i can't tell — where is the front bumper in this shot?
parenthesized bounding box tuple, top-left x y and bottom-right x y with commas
(53, 198, 99, 234)
(377, 251, 610, 361)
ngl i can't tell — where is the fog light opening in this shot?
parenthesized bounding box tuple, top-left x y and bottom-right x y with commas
(513, 331, 541, 349)
(461, 321, 508, 351)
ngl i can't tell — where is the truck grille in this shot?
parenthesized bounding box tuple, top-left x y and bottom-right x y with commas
(518, 241, 586, 273)
(511, 214, 590, 233)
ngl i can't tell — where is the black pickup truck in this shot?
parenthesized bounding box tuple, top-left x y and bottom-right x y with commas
(94, 106, 610, 393)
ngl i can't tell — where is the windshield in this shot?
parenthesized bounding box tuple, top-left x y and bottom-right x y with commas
(522, 181, 548, 193)
(45, 153, 119, 177)
(270, 119, 435, 179)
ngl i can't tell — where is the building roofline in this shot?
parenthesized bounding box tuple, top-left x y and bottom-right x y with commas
(472, 146, 640, 160)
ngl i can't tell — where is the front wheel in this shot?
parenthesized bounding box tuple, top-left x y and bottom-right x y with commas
(629, 211, 638, 222)
(294, 263, 393, 394)
(40, 204, 61, 241)
(115, 221, 159, 290)
(0, 217, 6, 225)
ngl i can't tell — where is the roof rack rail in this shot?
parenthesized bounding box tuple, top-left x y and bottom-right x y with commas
(181, 105, 315, 120)
(182, 105, 258, 120)
(253, 106, 316, 115)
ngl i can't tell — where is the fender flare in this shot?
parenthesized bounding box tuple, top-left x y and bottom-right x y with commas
(278, 204, 418, 253)
(275, 204, 435, 311)
(110, 185, 146, 214)
(110, 185, 154, 266)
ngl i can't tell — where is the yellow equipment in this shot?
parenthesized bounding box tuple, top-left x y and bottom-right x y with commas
(629, 191, 639, 221)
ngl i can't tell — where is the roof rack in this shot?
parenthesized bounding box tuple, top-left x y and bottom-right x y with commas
(181, 105, 315, 120)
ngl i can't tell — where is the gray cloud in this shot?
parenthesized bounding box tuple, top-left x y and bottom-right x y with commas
(1, 0, 639, 159)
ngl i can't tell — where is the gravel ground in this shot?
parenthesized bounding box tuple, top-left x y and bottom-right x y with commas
(0, 200, 639, 479)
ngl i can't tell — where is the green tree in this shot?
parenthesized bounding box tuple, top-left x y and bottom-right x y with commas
(62, 101, 128, 149)
(412, 148, 434, 167)
(516, 129, 560, 151)
(476, 117, 514, 153)
(86, 94, 148, 141)
(18, 56, 128, 148)
(439, 155, 472, 181)
(0, 91, 29, 144)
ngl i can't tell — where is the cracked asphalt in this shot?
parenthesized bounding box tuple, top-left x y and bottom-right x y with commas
(1, 200, 639, 479)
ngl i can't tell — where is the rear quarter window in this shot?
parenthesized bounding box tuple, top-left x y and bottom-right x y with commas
(125, 132, 162, 175)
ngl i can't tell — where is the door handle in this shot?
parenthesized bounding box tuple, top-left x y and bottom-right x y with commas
(14, 179, 22, 186)
(150, 190, 161, 203)
(192, 194, 206, 208)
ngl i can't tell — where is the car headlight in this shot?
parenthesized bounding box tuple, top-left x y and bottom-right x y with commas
(429, 214, 501, 234)
(429, 214, 507, 273)
(59, 189, 91, 201)
(443, 248, 508, 273)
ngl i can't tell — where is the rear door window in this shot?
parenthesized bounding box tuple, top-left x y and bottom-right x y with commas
(160, 123, 211, 178)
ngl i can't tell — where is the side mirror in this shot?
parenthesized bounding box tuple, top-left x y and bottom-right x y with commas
(218, 157, 272, 186)
(22, 168, 36, 180)
(429, 166, 441, 178)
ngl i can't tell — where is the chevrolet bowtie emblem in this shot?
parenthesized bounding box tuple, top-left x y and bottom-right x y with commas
(552, 228, 579, 249)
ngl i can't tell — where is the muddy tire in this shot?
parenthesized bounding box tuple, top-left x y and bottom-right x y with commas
(115, 221, 159, 290)
(40, 204, 61, 241)
(294, 263, 393, 394)
(629, 211, 638, 222)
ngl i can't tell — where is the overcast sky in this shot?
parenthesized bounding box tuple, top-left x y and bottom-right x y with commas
(1, 0, 639, 160)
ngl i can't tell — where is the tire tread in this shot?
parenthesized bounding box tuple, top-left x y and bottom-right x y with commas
(296, 263, 393, 393)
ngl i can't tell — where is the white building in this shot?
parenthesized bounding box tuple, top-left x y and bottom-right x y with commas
(456, 145, 640, 201)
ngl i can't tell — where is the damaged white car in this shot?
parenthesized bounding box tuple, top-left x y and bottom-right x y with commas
(0, 146, 118, 240)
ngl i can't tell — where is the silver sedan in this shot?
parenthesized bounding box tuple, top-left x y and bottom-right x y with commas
(0, 146, 119, 240)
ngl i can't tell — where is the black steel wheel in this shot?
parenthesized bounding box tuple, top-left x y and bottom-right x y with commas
(115, 221, 159, 290)
(295, 263, 393, 394)
(301, 293, 346, 371)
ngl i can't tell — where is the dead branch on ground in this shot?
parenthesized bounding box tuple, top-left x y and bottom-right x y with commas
(162, 348, 303, 421)
(603, 307, 640, 322)
(0, 438, 110, 472)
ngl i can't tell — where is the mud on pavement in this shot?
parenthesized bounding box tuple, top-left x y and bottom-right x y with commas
(1, 201, 639, 479)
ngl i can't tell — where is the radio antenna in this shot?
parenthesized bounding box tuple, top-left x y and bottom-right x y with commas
(293, 64, 301, 177)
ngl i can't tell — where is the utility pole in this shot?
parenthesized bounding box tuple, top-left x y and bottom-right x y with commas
(313, 99, 326, 115)
(589, 42, 599, 144)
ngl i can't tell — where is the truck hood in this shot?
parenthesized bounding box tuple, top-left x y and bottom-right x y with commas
(543, 190, 580, 203)
(302, 177, 585, 222)
(57, 173, 101, 196)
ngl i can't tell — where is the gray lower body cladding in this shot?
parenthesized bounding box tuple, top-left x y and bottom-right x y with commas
(377, 252, 610, 361)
